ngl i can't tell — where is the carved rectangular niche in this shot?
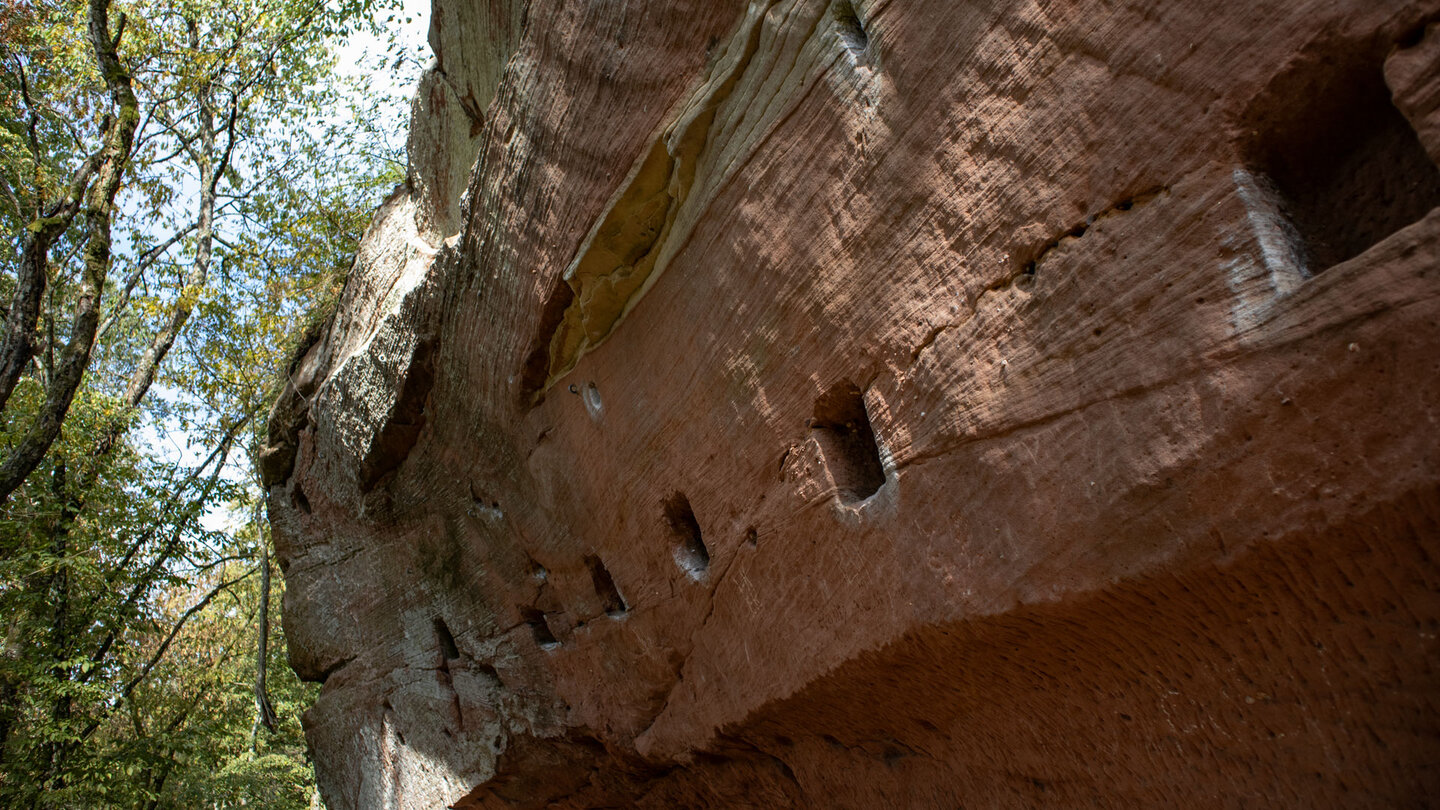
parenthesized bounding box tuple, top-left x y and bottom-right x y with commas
(1240, 37, 1440, 274)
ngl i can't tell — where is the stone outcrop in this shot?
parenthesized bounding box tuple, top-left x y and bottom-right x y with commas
(264, 0, 1440, 806)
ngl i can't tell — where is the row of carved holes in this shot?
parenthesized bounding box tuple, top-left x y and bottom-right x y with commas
(360, 20, 1440, 669)
(521, 555, 630, 652)
(659, 380, 882, 584)
(522, 61, 1434, 646)
(479, 388, 880, 651)
(503, 31, 1437, 659)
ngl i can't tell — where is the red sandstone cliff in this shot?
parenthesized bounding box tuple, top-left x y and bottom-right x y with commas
(263, 1, 1440, 806)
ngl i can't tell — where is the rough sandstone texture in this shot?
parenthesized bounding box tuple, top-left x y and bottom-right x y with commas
(264, 1, 1440, 807)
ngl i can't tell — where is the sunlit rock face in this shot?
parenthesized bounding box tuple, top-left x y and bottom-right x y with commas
(264, 0, 1440, 806)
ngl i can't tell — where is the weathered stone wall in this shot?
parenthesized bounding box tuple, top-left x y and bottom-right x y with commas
(264, 1, 1440, 806)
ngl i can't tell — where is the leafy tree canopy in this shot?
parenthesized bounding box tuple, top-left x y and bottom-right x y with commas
(0, 0, 412, 805)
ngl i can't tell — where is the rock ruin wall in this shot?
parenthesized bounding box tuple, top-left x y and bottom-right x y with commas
(264, 0, 1440, 806)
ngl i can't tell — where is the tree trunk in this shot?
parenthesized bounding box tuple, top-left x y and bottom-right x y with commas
(254, 543, 278, 741)
(0, 0, 138, 504)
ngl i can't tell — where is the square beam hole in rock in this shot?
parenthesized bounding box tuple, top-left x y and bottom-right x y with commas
(811, 380, 885, 503)
(432, 617, 461, 660)
(664, 492, 709, 580)
(1242, 50, 1440, 272)
(521, 608, 558, 648)
(585, 554, 628, 617)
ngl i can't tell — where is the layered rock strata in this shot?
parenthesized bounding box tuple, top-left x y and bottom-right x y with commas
(264, 0, 1440, 806)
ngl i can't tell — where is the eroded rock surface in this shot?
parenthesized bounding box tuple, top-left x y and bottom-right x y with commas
(265, 1, 1440, 806)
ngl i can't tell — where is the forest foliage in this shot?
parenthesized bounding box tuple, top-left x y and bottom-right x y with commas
(0, 0, 413, 804)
